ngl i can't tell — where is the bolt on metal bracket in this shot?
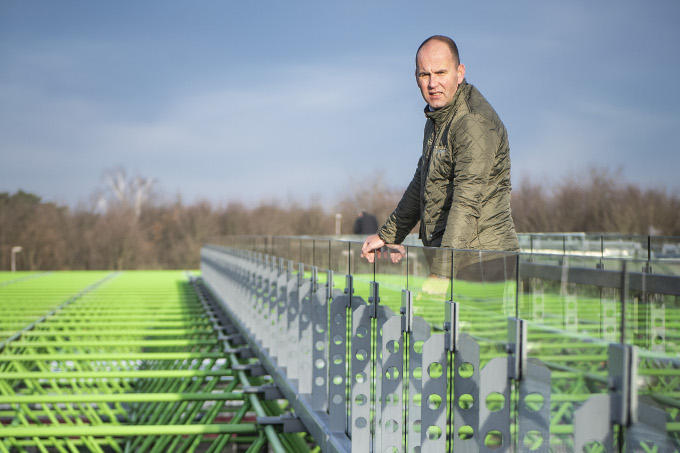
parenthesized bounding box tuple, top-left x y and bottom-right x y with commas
(344, 274, 354, 298)
(311, 266, 318, 293)
(243, 384, 284, 400)
(222, 333, 245, 345)
(232, 363, 266, 377)
(444, 300, 459, 352)
(368, 281, 379, 318)
(326, 269, 334, 300)
(508, 317, 527, 381)
(609, 342, 638, 426)
(400, 289, 412, 332)
(256, 414, 306, 433)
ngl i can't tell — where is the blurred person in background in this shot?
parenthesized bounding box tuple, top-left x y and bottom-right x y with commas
(353, 210, 379, 235)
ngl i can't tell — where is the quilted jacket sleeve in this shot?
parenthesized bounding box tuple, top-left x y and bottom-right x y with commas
(377, 158, 422, 244)
(441, 113, 499, 249)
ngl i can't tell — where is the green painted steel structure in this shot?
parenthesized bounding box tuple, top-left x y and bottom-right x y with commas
(0, 270, 315, 452)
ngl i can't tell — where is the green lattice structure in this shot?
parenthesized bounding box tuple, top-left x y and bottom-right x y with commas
(0, 271, 316, 452)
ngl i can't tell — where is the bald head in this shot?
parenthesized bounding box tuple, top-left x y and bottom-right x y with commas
(416, 35, 460, 66)
(414, 35, 466, 109)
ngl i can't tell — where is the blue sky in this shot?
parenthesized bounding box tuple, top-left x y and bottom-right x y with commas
(1, 1, 679, 207)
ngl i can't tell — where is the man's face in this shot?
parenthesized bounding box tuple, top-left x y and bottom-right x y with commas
(415, 40, 465, 109)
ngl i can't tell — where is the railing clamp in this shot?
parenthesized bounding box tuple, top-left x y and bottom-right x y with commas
(343, 274, 354, 297)
(311, 266, 318, 293)
(507, 317, 527, 381)
(232, 363, 266, 377)
(368, 281, 379, 318)
(400, 289, 413, 333)
(256, 413, 305, 433)
(444, 301, 459, 352)
(609, 343, 638, 426)
(297, 263, 304, 287)
(222, 345, 254, 359)
(243, 384, 284, 400)
(326, 270, 334, 301)
(221, 333, 245, 345)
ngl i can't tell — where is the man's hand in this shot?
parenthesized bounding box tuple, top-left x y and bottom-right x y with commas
(386, 244, 406, 264)
(361, 234, 385, 263)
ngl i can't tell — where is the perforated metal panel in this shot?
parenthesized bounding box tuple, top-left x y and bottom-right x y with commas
(420, 334, 447, 451)
(276, 266, 292, 369)
(626, 399, 674, 451)
(452, 332, 480, 452)
(478, 357, 511, 453)
(380, 315, 404, 453)
(350, 304, 372, 451)
(518, 360, 551, 453)
(329, 293, 351, 433)
(574, 394, 613, 451)
(373, 305, 391, 452)
(286, 268, 302, 382)
(407, 316, 431, 453)
(311, 271, 330, 411)
(298, 278, 313, 394)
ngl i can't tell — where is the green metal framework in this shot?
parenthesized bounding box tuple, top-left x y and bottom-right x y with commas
(0, 271, 316, 452)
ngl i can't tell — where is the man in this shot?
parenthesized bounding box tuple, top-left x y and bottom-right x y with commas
(361, 35, 519, 279)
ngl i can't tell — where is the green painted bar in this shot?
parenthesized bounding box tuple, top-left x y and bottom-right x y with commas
(0, 423, 258, 437)
(9, 329, 214, 337)
(0, 369, 234, 379)
(0, 352, 225, 361)
(37, 321, 212, 328)
(8, 339, 218, 348)
(0, 392, 244, 404)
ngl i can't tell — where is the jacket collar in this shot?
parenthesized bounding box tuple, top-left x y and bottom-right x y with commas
(424, 79, 469, 126)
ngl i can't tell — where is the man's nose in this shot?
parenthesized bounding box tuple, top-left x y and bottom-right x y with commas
(428, 76, 438, 89)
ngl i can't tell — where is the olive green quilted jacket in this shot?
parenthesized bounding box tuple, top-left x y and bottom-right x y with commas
(377, 80, 519, 257)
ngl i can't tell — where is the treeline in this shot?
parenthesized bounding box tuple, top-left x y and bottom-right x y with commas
(1, 169, 678, 270)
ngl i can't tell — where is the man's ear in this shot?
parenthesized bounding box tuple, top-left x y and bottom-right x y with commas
(457, 64, 466, 84)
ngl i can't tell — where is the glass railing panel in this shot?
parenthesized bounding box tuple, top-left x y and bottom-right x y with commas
(635, 350, 679, 451)
(300, 238, 314, 267)
(288, 238, 301, 264)
(602, 234, 648, 259)
(453, 250, 516, 345)
(349, 241, 373, 303)
(524, 319, 610, 450)
(622, 258, 680, 354)
(519, 253, 611, 451)
(407, 245, 452, 331)
(651, 236, 680, 260)
(650, 258, 680, 277)
(313, 239, 331, 287)
(451, 250, 513, 450)
(373, 244, 407, 314)
(272, 236, 290, 260)
(330, 240, 349, 293)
